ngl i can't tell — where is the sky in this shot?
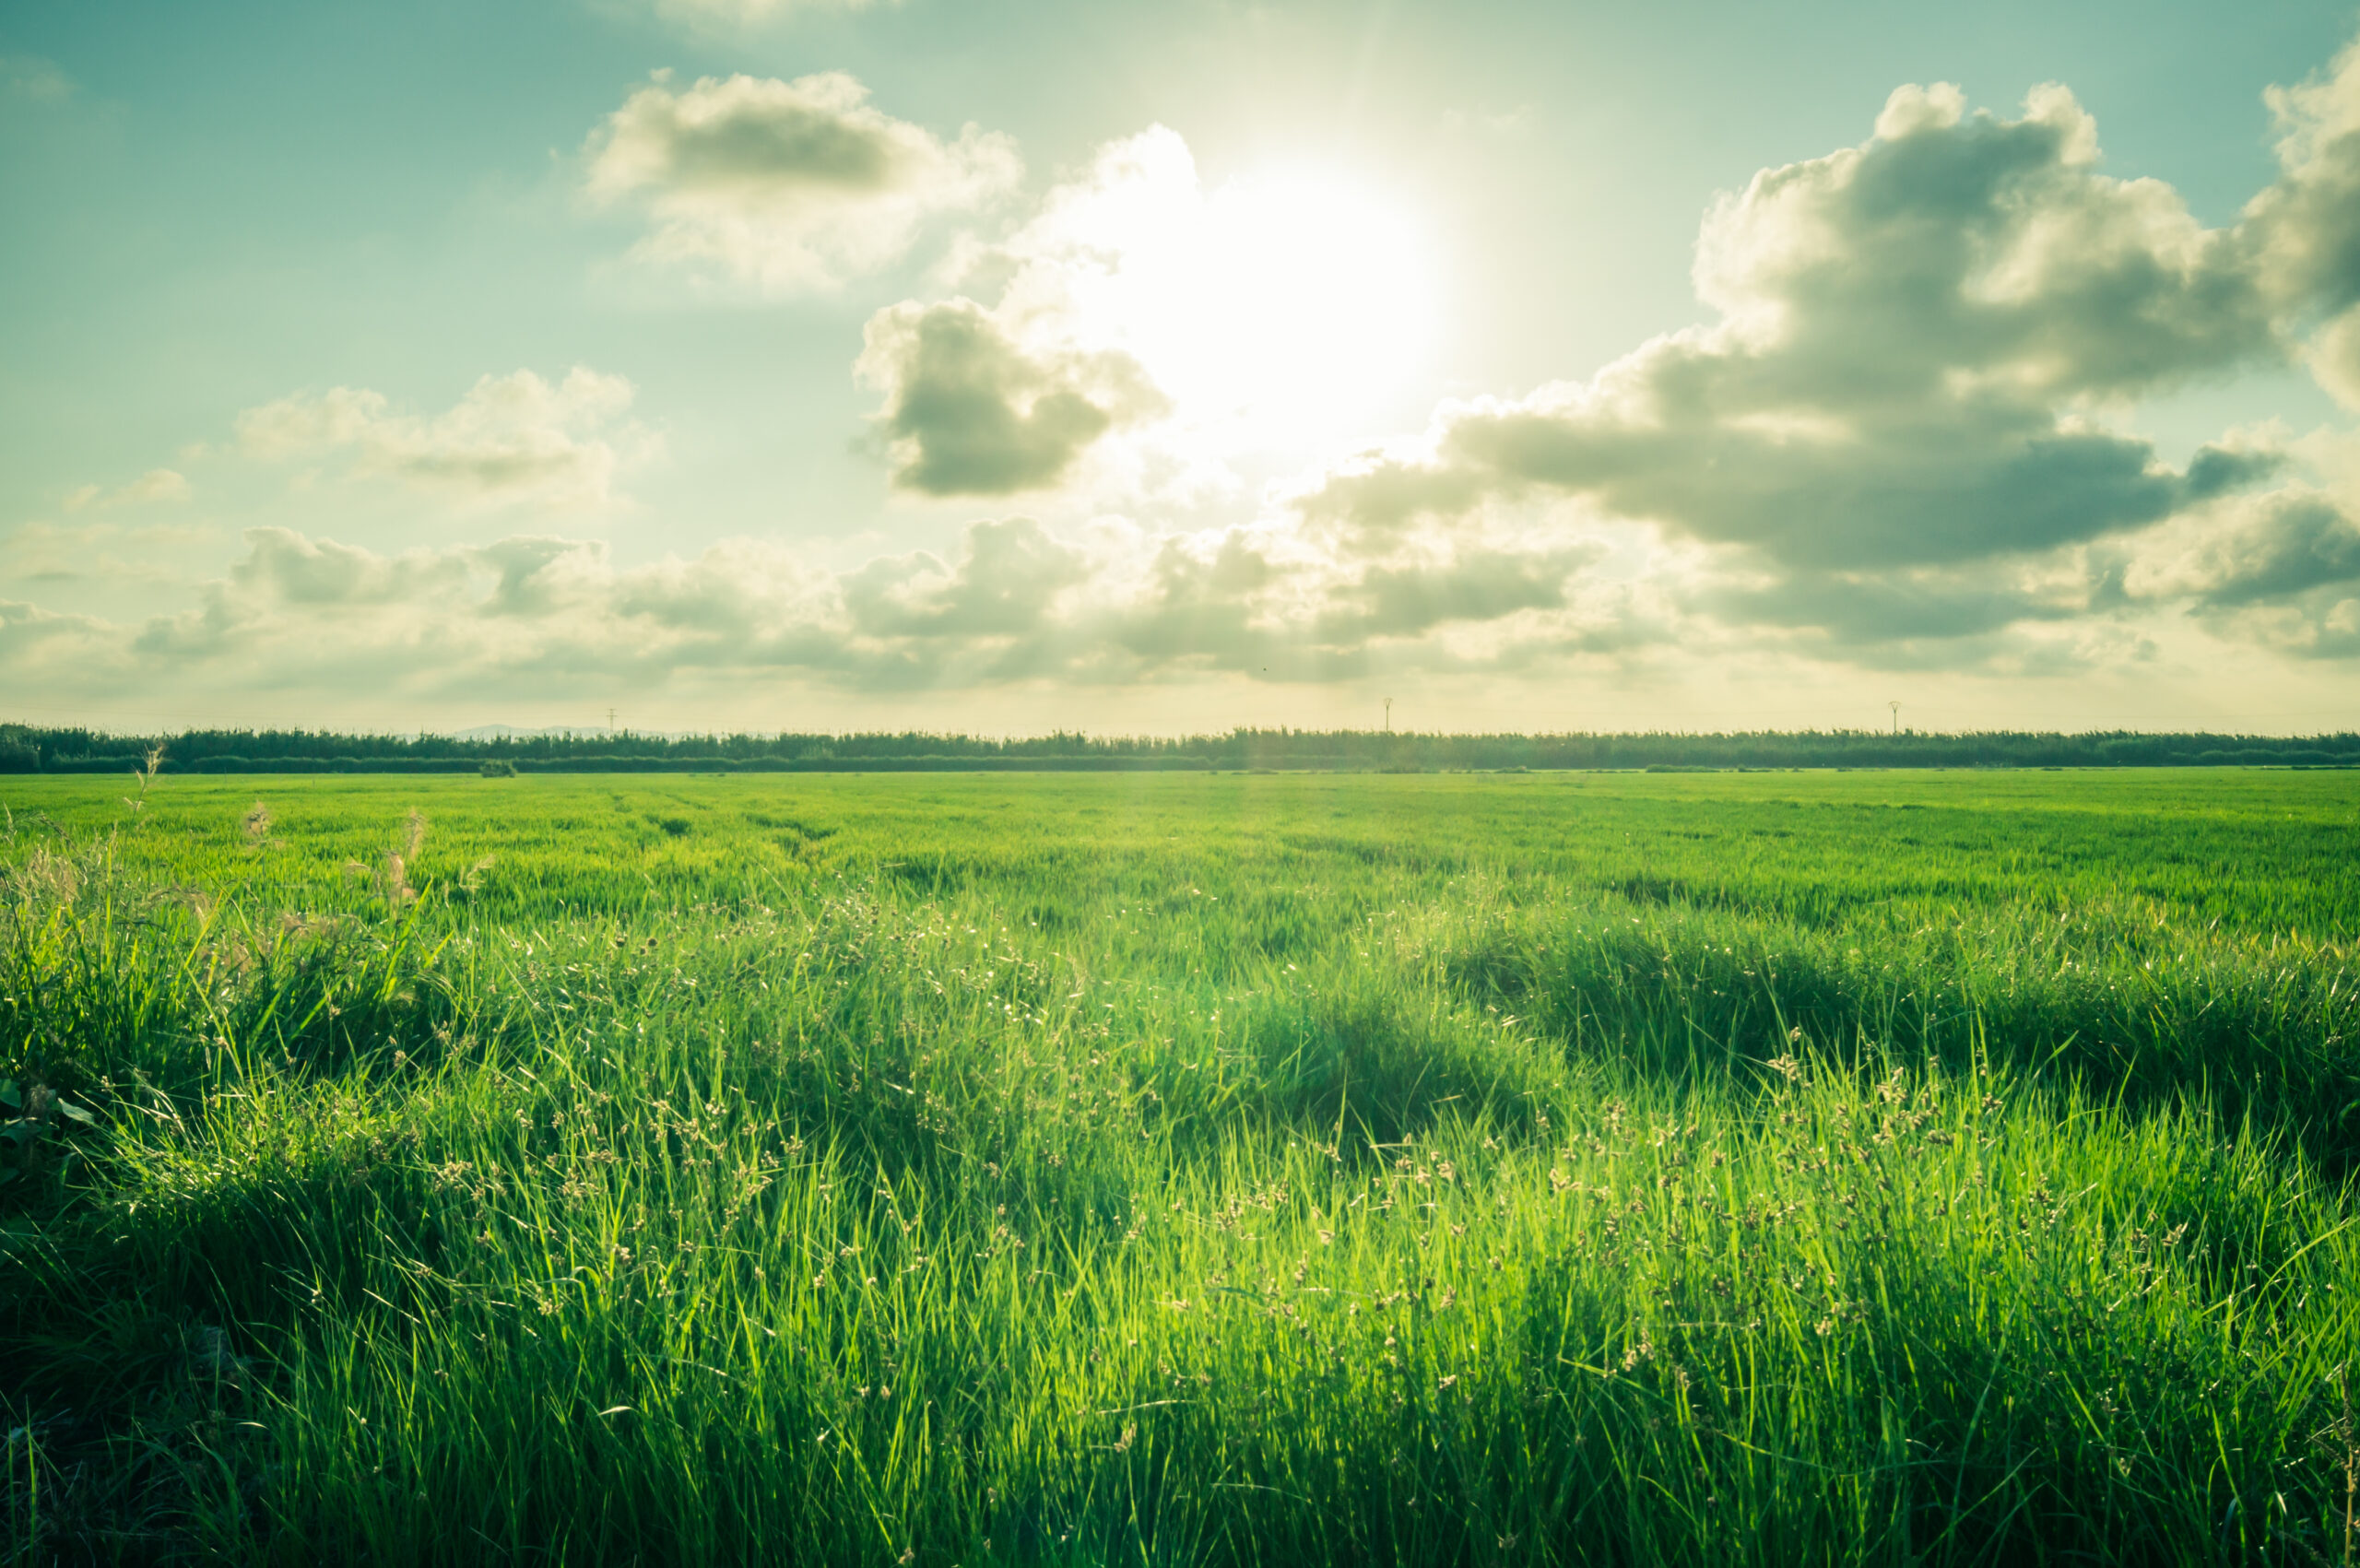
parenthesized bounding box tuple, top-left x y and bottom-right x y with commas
(6, 1, 2360, 737)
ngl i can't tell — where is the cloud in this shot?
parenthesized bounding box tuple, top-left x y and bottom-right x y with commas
(6, 509, 1615, 701)
(848, 122, 1459, 510)
(62, 470, 191, 512)
(234, 368, 649, 510)
(584, 71, 1019, 291)
(3, 519, 219, 588)
(856, 300, 1167, 496)
(0, 53, 72, 104)
(1275, 55, 2360, 672)
(2182, 496, 2360, 609)
(33, 34, 2360, 718)
(0, 598, 123, 691)
(2118, 486, 2360, 662)
(2246, 34, 2360, 407)
(840, 516, 1087, 635)
(1311, 546, 1595, 645)
(1703, 560, 2092, 651)
(1304, 81, 2279, 580)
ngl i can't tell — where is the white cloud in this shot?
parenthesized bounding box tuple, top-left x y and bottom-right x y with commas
(62, 469, 191, 512)
(33, 34, 2360, 718)
(856, 124, 1442, 505)
(584, 71, 1019, 292)
(855, 298, 1167, 497)
(234, 368, 651, 511)
(0, 506, 1617, 701)
(0, 597, 122, 690)
(1306, 81, 2275, 579)
(2247, 34, 2360, 407)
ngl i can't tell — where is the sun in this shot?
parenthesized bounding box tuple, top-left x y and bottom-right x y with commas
(1072, 159, 1445, 455)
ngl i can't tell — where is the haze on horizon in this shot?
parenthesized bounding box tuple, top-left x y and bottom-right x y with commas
(6, 0, 2360, 737)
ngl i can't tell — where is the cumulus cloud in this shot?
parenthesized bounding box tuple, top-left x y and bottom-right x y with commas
(1268, 44, 2360, 671)
(856, 300, 1167, 496)
(1702, 560, 2094, 654)
(38, 35, 2360, 716)
(850, 122, 1454, 508)
(6, 510, 1616, 701)
(808, 52, 2360, 673)
(2176, 495, 2360, 608)
(234, 368, 649, 510)
(2246, 35, 2360, 406)
(584, 71, 1019, 291)
(2102, 483, 2360, 659)
(1305, 82, 2278, 579)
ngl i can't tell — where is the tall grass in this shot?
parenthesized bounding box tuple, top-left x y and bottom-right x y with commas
(3, 771, 2358, 1563)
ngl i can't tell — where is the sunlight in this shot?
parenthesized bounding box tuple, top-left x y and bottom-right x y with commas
(1077, 160, 1444, 453)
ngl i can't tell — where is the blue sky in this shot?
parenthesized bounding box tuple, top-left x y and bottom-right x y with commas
(6, 0, 2360, 734)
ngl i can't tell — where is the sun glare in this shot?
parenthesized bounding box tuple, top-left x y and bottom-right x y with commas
(1088, 163, 1443, 453)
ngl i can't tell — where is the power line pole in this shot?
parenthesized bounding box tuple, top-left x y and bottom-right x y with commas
(607, 707, 618, 734)
(1889, 700, 1901, 735)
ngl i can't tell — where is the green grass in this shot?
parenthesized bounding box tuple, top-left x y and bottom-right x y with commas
(4, 769, 2359, 1564)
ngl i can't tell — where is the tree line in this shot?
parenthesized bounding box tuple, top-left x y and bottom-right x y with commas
(3, 723, 2355, 773)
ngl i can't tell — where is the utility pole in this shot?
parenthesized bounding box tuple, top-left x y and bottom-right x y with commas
(1889, 700, 1901, 735)
(607, 707, 618, 734)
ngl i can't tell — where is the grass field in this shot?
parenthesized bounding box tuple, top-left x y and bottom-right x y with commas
(5, 768, 2360, 1564)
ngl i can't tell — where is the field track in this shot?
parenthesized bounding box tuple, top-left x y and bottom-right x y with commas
(6, 769, 2359, 1563)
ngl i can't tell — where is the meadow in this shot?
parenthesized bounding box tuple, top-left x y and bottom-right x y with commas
(4, 766, 2359, 1564)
